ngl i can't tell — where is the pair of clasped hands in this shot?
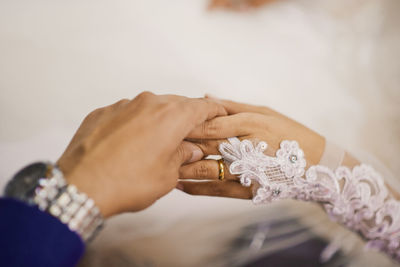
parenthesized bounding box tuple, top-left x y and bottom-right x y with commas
(58, 92, 325, 218)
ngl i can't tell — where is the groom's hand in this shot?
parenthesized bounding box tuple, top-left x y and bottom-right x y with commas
(57, 92, 226, 217)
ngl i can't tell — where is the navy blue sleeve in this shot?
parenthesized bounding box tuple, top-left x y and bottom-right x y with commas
(0, 198, 85, 267)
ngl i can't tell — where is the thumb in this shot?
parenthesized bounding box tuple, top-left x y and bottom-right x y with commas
(173, 141, 204, 166)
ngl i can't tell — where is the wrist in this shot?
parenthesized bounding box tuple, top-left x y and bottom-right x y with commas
(303, 132, 325, 167)
(4, 162, 104, 242)
(62, 167, 115, 218)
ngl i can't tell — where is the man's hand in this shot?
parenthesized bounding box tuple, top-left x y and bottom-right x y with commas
(57, 92, 226, 217)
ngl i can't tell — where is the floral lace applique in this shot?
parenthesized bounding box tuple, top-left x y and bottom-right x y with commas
(219, 137, 400, 261)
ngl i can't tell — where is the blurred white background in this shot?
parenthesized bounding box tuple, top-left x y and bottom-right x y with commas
(0, 0, 399, 266)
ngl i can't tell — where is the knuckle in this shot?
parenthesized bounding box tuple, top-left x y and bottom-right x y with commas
(135, 91, 155, 102)
(176, 144, 186, 160)
(202, 120, 219, 138)
(194, 162, 209, 178)
(85, 107, 103, 121)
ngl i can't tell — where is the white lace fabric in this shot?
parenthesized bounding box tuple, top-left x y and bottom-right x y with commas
(219, 137, 400, 261)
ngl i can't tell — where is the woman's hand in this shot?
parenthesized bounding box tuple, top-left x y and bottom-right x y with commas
(178, 97, 325, 199)
(57, 92, 227, 217)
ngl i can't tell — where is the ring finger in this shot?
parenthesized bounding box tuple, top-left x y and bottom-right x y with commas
(179, 159, 237, 181)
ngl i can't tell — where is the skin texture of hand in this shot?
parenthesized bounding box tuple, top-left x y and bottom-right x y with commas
(57, 92, 227, 218)
(178, 96, 326, 199)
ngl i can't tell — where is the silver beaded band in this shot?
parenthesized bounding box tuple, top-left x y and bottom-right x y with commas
(33, 165, 103, 242)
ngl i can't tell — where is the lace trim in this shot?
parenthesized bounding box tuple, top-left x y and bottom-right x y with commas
(219, 137, 400, 260)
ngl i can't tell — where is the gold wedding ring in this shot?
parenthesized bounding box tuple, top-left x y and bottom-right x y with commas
(217, 159, 225, 181)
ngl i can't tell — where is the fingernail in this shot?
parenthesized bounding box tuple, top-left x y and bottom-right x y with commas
(176, 183, 184, 191)
(189, 147, 204, 163)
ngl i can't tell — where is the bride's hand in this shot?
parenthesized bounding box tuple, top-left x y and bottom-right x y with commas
(178, 97, 325, 199)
